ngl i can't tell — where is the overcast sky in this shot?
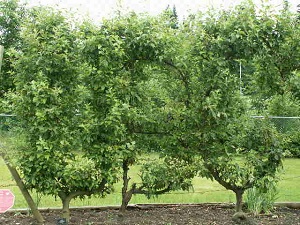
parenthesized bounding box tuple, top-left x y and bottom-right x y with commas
(21, 0, 299, 21)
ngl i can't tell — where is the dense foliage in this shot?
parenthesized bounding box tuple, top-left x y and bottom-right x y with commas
(0, 0, 26, 98)
(1, 0, 299, 221)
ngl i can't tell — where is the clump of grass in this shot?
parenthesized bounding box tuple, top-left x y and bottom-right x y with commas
(245, 178, 279, 215)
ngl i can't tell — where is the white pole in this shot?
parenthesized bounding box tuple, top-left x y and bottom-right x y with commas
(239, 61, 242, 94)
(0, 45, 4, 73)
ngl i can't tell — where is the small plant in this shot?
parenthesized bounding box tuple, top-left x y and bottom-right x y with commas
(245, 177, 279, 215)
(34, 192, 43, 208)
(13, 211, 22, 216)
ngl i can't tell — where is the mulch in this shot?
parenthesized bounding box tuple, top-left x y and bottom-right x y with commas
(0, 204, 299, 225)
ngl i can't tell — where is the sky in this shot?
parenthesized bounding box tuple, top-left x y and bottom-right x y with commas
(21, 0, 299, 21)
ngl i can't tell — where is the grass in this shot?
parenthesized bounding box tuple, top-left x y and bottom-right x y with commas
(0, 157, 299, 209)
(277, 158, 300, 202)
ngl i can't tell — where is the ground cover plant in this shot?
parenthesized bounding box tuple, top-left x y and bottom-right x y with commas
(1, 0, 300, 224)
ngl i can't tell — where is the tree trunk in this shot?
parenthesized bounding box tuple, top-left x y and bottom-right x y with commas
(5, 162, 45, 224)
(57, 180, 107, 222)
(235, 189, 244, 212)
(61, 198, 71, 222)
(58, 192, 75, 222)
(120, 160, 133, 212)
(59, 193, 72, 222)
(205, 164, 247, 213)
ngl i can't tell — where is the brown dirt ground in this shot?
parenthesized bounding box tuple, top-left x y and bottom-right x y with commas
(0, 204, 299, 225)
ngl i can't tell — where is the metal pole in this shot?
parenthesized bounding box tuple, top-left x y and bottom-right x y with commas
(239, 61, 242, 94)
(0, 45, 4, 73)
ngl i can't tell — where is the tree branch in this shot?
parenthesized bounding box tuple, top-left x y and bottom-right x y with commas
(162, 60, 191, 108)
(132, 183, 174, 196)
(58, 178, 107, 201)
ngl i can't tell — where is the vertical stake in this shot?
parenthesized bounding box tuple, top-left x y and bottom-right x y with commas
(239, 61, 242, 94)
(0, 45, 4, 73)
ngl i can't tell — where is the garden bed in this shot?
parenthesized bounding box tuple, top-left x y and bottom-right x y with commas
(1, 204, 299, 225)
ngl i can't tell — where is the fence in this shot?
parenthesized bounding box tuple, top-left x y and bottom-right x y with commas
(0, 114, 17, 131)
(251, 116, 300, 133)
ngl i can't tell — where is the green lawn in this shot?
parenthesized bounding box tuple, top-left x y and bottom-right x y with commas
(277, 158, 300, 202)
(0, 157, 299, 209)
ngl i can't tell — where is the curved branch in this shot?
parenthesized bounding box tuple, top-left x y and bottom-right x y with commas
(162, 60, 191, 108)
(58, 179, 107, 221)
(58, 178, 107, 200)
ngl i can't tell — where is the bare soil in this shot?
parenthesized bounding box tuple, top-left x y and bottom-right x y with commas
(0, 204, 299, 225)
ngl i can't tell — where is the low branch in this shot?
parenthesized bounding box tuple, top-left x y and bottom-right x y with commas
(132, 183, 174, 196)
(58, 179, 107, 201)
(205, 164, 238, 192)
(162, 60, 185, 78)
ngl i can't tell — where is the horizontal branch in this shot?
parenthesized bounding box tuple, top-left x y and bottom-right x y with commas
(58, 179, 107, 201)
(132, 183, 174, 196)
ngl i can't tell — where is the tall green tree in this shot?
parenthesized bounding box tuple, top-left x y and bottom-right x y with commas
(81, 12, 195, 212)
(8, 8, 111, 221)
(158, 1, 285, 213)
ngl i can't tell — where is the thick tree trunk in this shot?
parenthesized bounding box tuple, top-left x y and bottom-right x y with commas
(120, 160, 133, 212)
(61, 196, 72, 222)
(5, 161, 45, 224)
(235, 189, 244, 212)
(120, 188, 134, 213)
(58, 192, 73, 222)
(57, 180, 107, 222)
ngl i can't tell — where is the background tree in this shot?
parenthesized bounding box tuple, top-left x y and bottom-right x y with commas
(250, 3, 300, 158)
(247, 1, 300, 110)
(163, 5, 179, 29)
(0, 0, 26, 98)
